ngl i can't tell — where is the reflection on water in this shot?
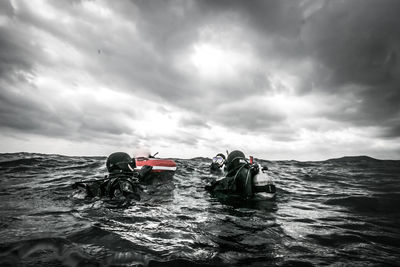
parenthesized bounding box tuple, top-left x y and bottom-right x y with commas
(0, 153, 400, 266)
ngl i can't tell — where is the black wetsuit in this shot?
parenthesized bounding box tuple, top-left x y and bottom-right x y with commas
(206, 161, 258, 198)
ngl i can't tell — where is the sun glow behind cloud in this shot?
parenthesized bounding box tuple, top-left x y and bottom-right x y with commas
(190, 43, 250, 79)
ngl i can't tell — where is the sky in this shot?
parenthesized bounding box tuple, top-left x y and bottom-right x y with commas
(0, 0, 400, 160)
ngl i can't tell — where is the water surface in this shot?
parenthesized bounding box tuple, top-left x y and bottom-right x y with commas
(1, 153, 399, 266)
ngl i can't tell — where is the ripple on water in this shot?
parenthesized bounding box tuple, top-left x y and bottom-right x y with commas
(0, 153, 400, 266)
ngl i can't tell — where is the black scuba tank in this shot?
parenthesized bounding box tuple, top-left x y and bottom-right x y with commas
(225, 150, 253, 197)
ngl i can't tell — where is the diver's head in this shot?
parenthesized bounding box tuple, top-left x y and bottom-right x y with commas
(106, 152, 136, 173)
(212, 153, 226, 168)
(226, 150, 246, 171)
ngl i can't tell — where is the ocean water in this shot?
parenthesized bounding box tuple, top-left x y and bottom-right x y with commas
(0, 153, 399, 267)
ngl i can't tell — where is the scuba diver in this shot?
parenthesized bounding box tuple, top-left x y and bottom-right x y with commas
(72, 152, 152, 201)
(210, 153, 226, 173)
(205, 150, 276, 200)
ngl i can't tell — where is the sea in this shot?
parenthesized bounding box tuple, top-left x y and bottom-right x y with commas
(0, 152, 399, 266)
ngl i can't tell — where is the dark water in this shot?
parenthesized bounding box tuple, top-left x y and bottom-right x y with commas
(1, 153, 400, 266)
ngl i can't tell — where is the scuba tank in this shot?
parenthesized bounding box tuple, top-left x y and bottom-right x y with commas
(252, 164, 276, 199)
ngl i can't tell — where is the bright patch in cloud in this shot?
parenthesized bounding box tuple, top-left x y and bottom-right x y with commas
(190, 43, 248, 79)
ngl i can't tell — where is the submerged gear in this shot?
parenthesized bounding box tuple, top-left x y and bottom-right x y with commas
(106, 152, 136, 173)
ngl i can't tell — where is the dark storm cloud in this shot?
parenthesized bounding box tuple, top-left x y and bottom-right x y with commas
(214, 102, 286, 133)
(301, 0, 400, 137)
(193, 0, 400, 139)
(0, 1, 14, 18)
(165, 132, 199, 146)
(0, 88, 45, 132)
(0, 26, 33, 83)
(131, 0, 199, 51)
(382, 124, 400, 139)
(179, 115, 210, 129)
(0, 7, 44, 133)
(196, 0, 303, 37)
(0, 1, 136, 141)
(194, 0, 308, 65)
(0, 83, 134, 140)
(302, 0, 400, 88)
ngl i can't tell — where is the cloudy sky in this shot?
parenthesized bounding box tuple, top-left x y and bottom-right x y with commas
(0, 0, 399, 160)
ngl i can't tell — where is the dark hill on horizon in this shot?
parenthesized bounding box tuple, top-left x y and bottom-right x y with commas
(326, 155, 381, 163)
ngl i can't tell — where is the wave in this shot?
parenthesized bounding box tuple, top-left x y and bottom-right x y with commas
(0, 236, 152, 267)
(0, 158, 43, 168)
(324, 194, 400, 213)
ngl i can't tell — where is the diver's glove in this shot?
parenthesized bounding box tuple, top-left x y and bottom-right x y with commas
(72, 176, 110, 198)
(250, 163, 259, 176)
(137, 165, 153, 183)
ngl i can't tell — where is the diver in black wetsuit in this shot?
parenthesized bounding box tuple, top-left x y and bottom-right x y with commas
(210, 153, 226, 173)
(72, 152, 152, 201)
(206, 150, 276, 199)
